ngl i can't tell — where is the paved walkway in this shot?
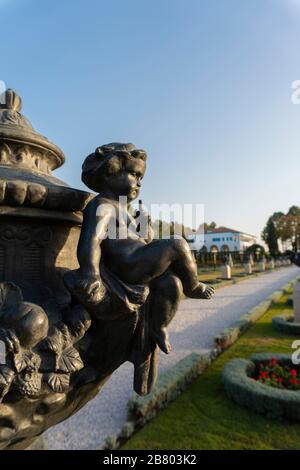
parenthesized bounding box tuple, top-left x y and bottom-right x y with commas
(45, 266, 298, 449)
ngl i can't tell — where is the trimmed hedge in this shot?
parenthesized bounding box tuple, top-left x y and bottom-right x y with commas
(222, 353, 300, 421)
(272, 312, 300, 335)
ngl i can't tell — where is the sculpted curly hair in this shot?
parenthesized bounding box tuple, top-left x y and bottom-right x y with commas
(82, 142, 147, 192)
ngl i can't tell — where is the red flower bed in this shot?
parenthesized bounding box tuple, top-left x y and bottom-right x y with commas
(254, 357, 300, 390)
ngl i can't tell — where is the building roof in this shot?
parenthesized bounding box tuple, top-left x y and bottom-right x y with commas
(205, 226, 239, 234)
(205, 226, 256, 238)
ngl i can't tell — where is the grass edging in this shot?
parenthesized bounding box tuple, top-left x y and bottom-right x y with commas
(214, 280, 297, 353)
(102, 276, 297, 450)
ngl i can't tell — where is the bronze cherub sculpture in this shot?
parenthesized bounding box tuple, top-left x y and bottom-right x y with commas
(64, 142, 214, 394)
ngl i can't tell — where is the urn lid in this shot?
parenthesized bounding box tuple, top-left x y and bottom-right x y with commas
(0, 89, 65, 171)
(0, 89, 91, 215)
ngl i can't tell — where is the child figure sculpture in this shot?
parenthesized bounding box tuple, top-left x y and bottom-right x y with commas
(65, 142, 214, 361)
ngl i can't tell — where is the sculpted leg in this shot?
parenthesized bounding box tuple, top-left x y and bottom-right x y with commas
(117, 238, 214, 300)
(149, 272, 183, 354)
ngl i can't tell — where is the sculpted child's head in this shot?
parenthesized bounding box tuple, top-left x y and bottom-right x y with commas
(82, 143, 147, 200)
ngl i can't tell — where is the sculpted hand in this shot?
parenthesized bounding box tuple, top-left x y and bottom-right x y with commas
(77, 277, 105, 304)
(0, 328, 20, 354)
(64, 270, 106, 305)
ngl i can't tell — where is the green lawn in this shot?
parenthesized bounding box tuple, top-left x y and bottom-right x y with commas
(122, 290, 300, 450)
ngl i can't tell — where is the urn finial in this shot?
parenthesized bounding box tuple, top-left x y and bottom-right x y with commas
(0, 88, 22, 112)
(0, 87, 66, 171)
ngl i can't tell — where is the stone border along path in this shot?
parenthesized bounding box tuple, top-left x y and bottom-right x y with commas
(45, 265, 299, 450)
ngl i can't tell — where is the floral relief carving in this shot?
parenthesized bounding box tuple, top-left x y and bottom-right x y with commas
(0, 282, 90, 404)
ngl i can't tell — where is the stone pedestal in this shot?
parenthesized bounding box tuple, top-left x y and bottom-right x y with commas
(244, 263, 252, 275)
(221, 264, 231, 280)
(294, 281, 300, 323)
(228, 254, 234, 268)
(259, 261, 266, 272)
(269, 259, 275, 270)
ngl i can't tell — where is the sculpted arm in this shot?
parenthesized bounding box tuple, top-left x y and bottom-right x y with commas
(77, 197, 112, 278)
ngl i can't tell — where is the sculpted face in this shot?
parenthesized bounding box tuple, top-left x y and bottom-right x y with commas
(106, 157, 146, 201)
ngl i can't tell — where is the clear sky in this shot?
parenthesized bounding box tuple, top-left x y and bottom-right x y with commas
(1, 0, 300, 240)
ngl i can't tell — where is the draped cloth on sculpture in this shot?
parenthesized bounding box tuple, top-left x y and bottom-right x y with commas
(100, 264, 149, 313)
(101, 263, 158, 395)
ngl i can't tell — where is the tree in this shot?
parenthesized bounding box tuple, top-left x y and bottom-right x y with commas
(287, 205, 300, 217)
(262, 219, 279, 255)
(203, 222, 217, 231)
(245, 243, 266, 259)
(277, 213, 300, 251)
(262, 211, 283, 255)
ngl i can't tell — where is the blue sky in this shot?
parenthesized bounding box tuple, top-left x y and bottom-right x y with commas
(1, 0, 300, 240)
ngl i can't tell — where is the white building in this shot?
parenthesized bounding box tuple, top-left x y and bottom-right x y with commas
(187, 226, 256, 253)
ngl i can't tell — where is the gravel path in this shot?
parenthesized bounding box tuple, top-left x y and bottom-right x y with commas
(45, 266, 298, 449)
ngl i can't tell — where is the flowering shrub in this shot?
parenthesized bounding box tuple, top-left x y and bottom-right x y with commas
(254, 357, 300, 390)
